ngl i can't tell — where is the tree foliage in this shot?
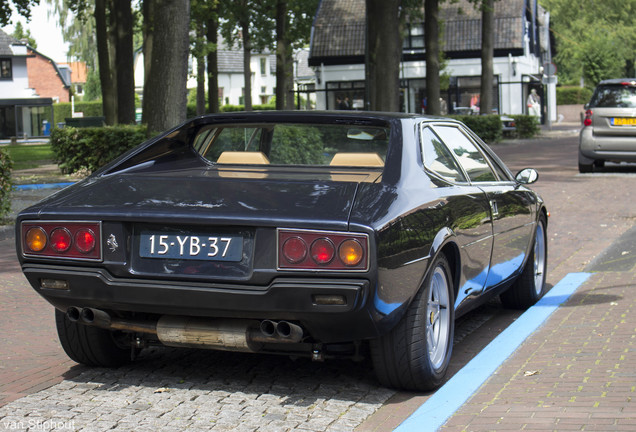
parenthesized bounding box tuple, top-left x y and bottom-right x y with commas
(541, 0, 636, 86)
(11, 21, 37, 47)
(0, 0, 39, 26)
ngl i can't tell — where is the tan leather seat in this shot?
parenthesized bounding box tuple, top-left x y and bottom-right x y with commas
(217, 151, 270, 165)
(330, 152, 384, 167)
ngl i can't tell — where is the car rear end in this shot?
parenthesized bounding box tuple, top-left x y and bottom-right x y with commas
(580, 79, 636, 171)
(16, 113, 396, 361)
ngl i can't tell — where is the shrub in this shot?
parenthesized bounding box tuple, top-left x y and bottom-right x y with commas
(0, 148, 13, 219)
(50, 124, 147, 174)
(53, 101, 104, 125)
(556, 86, 593, 105)
(451, 114, 503, 143)
(511, 115, 539, 138)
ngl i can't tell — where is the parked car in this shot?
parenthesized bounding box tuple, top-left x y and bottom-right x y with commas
(16, 111, 547, 391)
(579, 79, 636, 173)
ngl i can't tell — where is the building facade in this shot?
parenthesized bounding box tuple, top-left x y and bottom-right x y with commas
(309, 0, 555, 120)
(0, 29, 69, 138)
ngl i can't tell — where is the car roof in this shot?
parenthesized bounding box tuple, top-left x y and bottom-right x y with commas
(597, 78, 636, 86)
(188, 110, 450, 124)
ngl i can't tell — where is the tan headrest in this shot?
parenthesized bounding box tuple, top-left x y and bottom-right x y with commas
(217, 151, 270, 164)
(330, 152, 384, 167)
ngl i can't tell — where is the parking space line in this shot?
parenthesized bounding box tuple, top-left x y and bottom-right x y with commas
(394, 272, 592, 432)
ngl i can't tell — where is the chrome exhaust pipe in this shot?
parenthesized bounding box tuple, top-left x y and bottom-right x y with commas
(275, 321, 303, 342)
(66, 308, 304, 352)
(80, 307, 111, 328)
(66, 307, 80, 322)
(259, 320, 277, 337)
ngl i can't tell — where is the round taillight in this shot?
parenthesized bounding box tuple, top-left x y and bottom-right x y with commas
(311, 238, 335, 265)
(25, 227, 47, 252)
(282, 237, 308, 264)
(75, 229, 96, 254)
(50, 228, 72, 253)
(339, 239, 364, 266)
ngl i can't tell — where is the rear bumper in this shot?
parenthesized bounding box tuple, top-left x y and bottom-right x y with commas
(580, 127, 636, 162)
(22, 264, 381, 343)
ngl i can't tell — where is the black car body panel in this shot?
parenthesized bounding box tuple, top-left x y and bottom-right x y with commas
(16, 111, 546, 362)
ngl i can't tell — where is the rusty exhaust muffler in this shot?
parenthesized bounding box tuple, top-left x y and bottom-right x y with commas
(66, 308, 304, 352)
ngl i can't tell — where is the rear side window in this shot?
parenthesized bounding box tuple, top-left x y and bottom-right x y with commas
(433, 125, 497, 183)
(420, 127, 467, 183)
(589, 84, 636, 108)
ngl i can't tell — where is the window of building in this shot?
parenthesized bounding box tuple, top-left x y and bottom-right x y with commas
(403, 23, 424, 51)
(0, 59, 11, 79)
(326, 81, 366, 110)
(260, 58, 267, 76)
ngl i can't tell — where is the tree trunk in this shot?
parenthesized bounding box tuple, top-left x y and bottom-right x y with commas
(275, 0, 287, 110)
(242, 20, 253, 111)
(285, 53, 294, 109)
(425, 0, 440, 115)
(365, 0, 401, 112)
(114, 0, 135, 124)
(206, 13, 219, 113)
(480, 0, 494, 115)
(196, 22, 206, 116)
(143, 0, 154, 102)
(142, 0, 190, 133)
(95, 0, 117, 125)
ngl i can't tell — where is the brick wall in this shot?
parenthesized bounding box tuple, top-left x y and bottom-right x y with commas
(27, 49, 70, 103)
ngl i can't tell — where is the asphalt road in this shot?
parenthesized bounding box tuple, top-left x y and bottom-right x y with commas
(2, 128, 636, 431)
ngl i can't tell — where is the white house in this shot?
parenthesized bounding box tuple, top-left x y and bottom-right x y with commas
(0, 29, 60, 138)
(309, 0, 556, 121)
(134, 45, 279, 108)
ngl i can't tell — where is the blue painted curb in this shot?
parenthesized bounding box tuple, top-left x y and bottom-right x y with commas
(14, 182, 75, 191)
(395, 272, 592, 432)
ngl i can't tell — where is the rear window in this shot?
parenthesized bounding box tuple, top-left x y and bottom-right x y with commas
(589, 84, 636, 108)
(192, 123, 390, 167)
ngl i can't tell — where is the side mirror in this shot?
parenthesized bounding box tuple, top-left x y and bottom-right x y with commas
(515, 168, 539, 184)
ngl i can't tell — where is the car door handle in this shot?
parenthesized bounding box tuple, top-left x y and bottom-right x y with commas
(490, 200, 499, 217)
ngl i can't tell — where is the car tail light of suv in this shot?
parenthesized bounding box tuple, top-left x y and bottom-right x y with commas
(583, 109, 593, 126)
(278, 229, 369, 271)
(21, 221, 102, 261)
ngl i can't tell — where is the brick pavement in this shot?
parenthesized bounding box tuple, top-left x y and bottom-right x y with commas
(441, 269, 636, 431)
(0, 236, 82, 407)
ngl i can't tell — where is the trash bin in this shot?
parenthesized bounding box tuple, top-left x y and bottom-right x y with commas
(42, 120, 51, 136)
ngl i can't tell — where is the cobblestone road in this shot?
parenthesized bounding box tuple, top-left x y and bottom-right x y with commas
(0, 347, 393, 431)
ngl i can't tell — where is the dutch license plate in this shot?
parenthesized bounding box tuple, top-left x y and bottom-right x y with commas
(139, 232, 243, 261)
(611, 117, 636, 126)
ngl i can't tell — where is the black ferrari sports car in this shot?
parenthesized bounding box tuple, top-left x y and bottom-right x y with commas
(16, 111, 547, 391)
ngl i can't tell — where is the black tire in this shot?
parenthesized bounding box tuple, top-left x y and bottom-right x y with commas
(370, 253, 455, 391)
(55, 309, 131, 367)
(578, 162, 593, 173)
(500, 214, 548, 309)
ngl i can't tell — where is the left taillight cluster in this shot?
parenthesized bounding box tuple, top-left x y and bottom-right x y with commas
(278, 229, 369, 271)
(21, 221, 102, 261)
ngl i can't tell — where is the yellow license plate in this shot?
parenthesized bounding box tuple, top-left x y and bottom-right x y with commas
(612, 117, 636, 126)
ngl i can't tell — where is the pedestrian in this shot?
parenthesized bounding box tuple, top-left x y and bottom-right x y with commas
(527, 89, 541, 120)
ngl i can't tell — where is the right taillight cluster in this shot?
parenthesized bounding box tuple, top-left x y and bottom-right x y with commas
(583, 109, 593, 126)
(278, 229, 369, 271)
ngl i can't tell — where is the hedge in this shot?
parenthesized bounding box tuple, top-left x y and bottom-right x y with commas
(510, 115, 539, 138)
(556, 86, 593, 105)
(450, 114, 503, 143)
(50, 125, 147, 174)
(0, 148, 13, 219)
(53, 101, 104, 124)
